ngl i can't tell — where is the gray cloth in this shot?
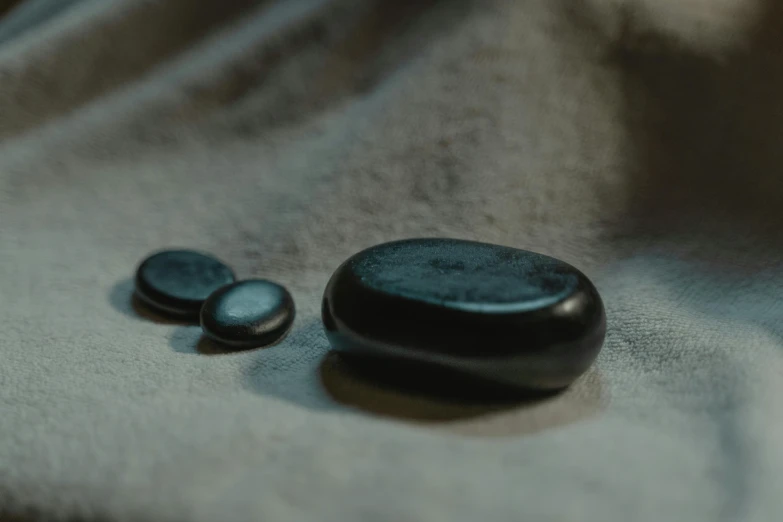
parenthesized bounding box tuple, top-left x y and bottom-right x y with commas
(2, 0, 782, 520)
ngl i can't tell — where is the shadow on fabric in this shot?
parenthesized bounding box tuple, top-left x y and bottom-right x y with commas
(238, 317, 607, 437)
(612, 1, 783, 251)
(107, 278, 195, 326)
(318, 351, 607, 437)
(0, 0, 22, 18)
(607, 0, 783, 345)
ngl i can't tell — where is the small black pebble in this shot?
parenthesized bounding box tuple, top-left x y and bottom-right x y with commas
(134, 249, 236, 319)
(322, 238, 606, 391)
(200, 279, 296, 350)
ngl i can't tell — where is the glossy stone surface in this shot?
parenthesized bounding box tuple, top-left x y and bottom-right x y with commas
(200, 280, 296, 349)
(134, 249, 236, 319)
(322, 238, 606, 391)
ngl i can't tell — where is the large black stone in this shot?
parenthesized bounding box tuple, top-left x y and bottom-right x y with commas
(321, 238, 606, 391)
(134, 249, 236, 319)
(200, 280, 296, 350)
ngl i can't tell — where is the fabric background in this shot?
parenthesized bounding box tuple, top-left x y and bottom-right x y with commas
(1, 0, 782, 520)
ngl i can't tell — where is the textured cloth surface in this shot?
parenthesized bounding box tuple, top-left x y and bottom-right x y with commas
(1, 0, 783, 520)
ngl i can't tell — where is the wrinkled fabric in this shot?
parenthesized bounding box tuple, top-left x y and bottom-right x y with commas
(1, 0, 782, 520)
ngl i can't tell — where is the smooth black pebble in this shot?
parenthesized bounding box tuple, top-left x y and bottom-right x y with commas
(322, 238, 606, 391)
(134, 249, 236, 319)
(200, 280, 296, 350)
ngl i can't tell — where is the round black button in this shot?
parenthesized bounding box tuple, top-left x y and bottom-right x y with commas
(134, 249, 236, 319)
(200, 280, 296, 349)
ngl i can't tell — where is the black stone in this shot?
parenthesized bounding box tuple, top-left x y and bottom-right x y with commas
(134, 249, 236, 319)
(321, 238, 606, 391)
(200, 279, 296, 349)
